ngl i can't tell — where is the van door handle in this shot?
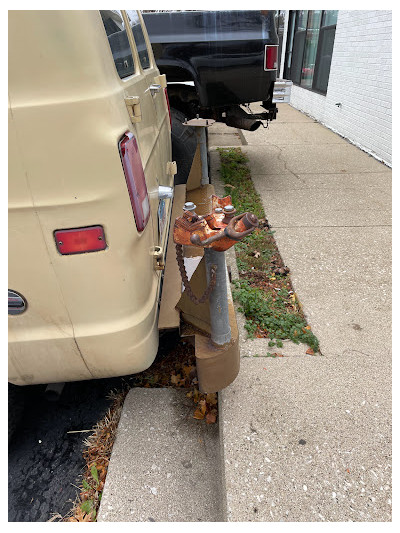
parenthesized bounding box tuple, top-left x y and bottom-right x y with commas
(149, 84, 162, 96)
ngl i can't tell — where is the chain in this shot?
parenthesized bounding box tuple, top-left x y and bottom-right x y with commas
(175, 244, 217, 305)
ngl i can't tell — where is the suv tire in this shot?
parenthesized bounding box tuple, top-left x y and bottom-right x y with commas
(171, 108, 197, 185)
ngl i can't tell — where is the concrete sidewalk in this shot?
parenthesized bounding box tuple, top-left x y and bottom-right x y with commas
(209, 104, 391, 521)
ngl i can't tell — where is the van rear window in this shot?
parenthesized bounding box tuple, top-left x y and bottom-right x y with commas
(100, 10, 135, 79)
(126, 10, 151, 70)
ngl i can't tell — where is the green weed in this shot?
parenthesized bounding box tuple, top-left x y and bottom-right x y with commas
(217, 147, 319, 353)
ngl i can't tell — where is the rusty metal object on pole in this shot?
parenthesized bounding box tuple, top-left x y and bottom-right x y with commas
(170, 115, 259, 391)
(174, 195, 258, 346)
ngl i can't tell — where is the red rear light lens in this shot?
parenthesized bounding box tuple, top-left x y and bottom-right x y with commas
(164, 87, 171, 128)
(119, 132, 150, 232)
(265, 45, 278, 71)
(54, 226, 107, 255)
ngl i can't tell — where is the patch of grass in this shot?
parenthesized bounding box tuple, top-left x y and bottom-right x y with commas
(218, 147, 264, 219)
(233, 280, 319, 352)
(217, 147, 319, 353)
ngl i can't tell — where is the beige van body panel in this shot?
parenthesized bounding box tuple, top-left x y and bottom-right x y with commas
(8, 11, 172, 385)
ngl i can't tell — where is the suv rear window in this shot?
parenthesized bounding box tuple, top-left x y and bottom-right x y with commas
(100, 10, 135, 79)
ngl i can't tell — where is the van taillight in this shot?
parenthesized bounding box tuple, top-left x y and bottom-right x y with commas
(164, 87, 171, 128)
(264, 45, 278, 71)
(118, 132, 150, 232)
(54, 226, 107, 255)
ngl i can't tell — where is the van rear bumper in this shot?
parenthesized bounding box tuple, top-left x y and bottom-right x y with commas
(8, 298, 159, 386)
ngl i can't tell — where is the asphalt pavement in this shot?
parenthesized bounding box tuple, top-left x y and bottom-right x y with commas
(8, 378, 121, 522)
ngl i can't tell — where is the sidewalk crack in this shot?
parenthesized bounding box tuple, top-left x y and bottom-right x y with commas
(269, 143, 306, 185)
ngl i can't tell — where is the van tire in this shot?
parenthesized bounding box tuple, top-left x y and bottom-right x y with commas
(8, 383, 25, 443)
(171, 108, 197, 185)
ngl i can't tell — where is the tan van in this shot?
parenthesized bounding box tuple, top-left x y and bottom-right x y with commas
(8, 10, 176, 386)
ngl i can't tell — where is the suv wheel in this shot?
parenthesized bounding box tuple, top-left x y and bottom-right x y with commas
(171, 108, 197, 185)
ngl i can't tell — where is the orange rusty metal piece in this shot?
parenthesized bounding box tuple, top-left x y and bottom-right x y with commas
(173, 194, 258, 252)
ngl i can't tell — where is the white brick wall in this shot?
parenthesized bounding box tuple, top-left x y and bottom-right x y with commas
(288, 10, 392, 166)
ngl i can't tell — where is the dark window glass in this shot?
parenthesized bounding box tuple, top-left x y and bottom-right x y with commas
(322, 10, 338, 27)
(126, 10, 151, 70)
(313, 11, 338, 94)
(100, 10, 135, 79)
(284, 9, 338, 95)
(290, 10, 308, 84)
(300, 10, 322, 89)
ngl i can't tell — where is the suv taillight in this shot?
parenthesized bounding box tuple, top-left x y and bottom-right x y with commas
(119, 132, 150, 232)
(264, 45, 278, 71)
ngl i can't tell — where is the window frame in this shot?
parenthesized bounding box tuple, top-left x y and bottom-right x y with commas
(311, 21, 337, 95)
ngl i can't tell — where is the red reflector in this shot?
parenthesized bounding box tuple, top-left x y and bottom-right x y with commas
(54, 226, 107, 255)
(265, 45, 278, 71)
(164, 87, 172, 128)
(119, 132, 150, 232)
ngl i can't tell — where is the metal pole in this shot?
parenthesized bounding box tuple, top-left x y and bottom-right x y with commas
(197, 126, 209, 185)
(279, 10, 290, 79)
(204, 248, 231, 346)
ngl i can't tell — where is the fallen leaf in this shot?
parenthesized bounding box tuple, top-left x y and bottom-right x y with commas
(193, 409, 205, 420)
(306, 347, 314, 355)
(205, 393, 217, 406)
(225, 184, 236, 189)
(199, 399, 207, 415)
(206, 411, 217, 424)
(252, 250, 261, 258)
(170, 374, 181, 385)
(182, 365, 195, 377)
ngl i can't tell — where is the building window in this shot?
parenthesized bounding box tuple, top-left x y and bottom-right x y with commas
(284, 10, 338, 95)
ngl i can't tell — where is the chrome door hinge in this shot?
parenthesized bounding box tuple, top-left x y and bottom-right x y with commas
(125, 96, 141, 123)
(152, 246, 165, 271)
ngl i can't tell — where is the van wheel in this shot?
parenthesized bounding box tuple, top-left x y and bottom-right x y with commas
(171, 108, 197, 185)
(8, 383, 25, 443)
